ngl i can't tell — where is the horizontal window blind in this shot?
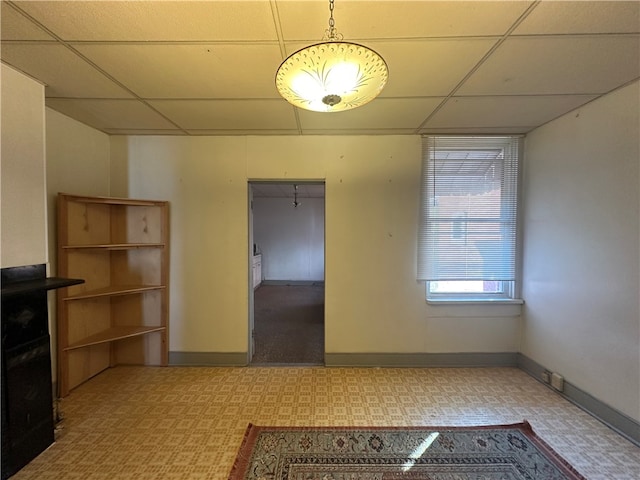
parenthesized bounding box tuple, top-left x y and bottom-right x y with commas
(418, 136, 521, 282)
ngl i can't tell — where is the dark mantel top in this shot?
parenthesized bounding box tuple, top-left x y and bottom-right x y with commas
(1, 264, 84, 299)
(1, 277, 84, 298)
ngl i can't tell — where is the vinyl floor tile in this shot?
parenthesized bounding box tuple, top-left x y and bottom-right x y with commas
(10, 366, 640, 479)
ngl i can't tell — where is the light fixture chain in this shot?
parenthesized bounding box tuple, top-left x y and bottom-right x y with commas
(329, 0, 335, 28)
(324, 0, 343, 41)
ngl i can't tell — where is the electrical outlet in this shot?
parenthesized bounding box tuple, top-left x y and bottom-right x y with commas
(550, 373, 564, 392)
(541, 371, 551, 384)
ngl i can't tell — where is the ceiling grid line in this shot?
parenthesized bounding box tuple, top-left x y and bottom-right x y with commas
(414, 0, 543, 133)
(1, 0, 638, 136)
(269, 0, 304, 134)
(5, 0, 191, 133)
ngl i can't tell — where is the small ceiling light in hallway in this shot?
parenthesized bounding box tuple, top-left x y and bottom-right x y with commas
(292, 184, 301, 208)
(275, 0, 388, 113)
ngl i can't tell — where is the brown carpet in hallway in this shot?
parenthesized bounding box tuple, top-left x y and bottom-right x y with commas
(252, 284, 324, 364)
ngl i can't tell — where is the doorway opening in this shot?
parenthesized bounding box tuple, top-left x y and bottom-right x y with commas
(248, 182, 325, 365)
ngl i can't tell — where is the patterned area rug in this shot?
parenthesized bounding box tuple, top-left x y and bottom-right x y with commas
(228, 422, 586, 479)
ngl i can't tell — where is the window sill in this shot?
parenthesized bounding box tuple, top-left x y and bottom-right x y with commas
(427, 298, 524, 306)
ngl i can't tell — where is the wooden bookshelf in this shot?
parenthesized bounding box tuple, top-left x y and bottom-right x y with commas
(56, 193, 169, 397)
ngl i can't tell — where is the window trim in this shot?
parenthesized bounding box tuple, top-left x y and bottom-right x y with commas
(426, 296, 525, 306)
(426, 280, 523, 305)
(418, 135, 524, 304)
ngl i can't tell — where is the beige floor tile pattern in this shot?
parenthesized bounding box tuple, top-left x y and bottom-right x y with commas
(11, 366, 640, 479)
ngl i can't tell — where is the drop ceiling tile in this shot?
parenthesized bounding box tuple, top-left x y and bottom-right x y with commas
(277, 1, 533, 41)
(3, 0, 636, 136)
(76, 44, 283, 98)
(252, 185, 276, 197)
(280, 37, 497, 97)
(514, 1, 640, 35)
(252, 184, 285, 198)
(14, 1, 277, 41)
(424, 95, 598, 130)
(0, 44, 133, 98)
(45, 99, 179, 131)
(1, 2, 55, 40)
(372, 39, 498, 97)
(148, 99, 298, 130)
(457, 36, 640, 96)
(252, 183, 325, 198)
(297, 97, 443, 131)
(303, 184, 326, 198)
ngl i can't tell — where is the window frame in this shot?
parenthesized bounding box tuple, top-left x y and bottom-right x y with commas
(418, 136, 523, 304)
(427, 280, 517, 303)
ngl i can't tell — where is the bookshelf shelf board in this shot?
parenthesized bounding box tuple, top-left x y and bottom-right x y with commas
(63, 285, 165, 301)
(62, 243, 165, 251)
(65, 326, 166, 351)
(58, 193, 165, 207)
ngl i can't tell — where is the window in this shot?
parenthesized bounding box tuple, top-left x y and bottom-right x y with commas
(417, 136, 522, 302)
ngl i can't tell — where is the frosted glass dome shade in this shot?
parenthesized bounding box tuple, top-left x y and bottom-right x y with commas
(275, 42, 388, 112)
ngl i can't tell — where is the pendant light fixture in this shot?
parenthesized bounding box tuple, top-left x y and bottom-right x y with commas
(292, 184, 301, 208)
(275, 0, 388, 113)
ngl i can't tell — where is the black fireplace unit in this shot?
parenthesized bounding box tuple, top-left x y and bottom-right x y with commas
(1, 264, 83, 479)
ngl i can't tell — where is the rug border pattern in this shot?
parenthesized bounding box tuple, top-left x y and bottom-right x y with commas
(228, 421, 586, 479)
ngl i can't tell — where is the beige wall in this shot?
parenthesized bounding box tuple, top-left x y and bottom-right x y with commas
(522, 80, 640, 421)
(110, 135, 522, 356)
(1, 64, 47, 268)
(4, 58, 637, 425)
(45, 108, 111, 380)
(45, 108, 111, 274)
